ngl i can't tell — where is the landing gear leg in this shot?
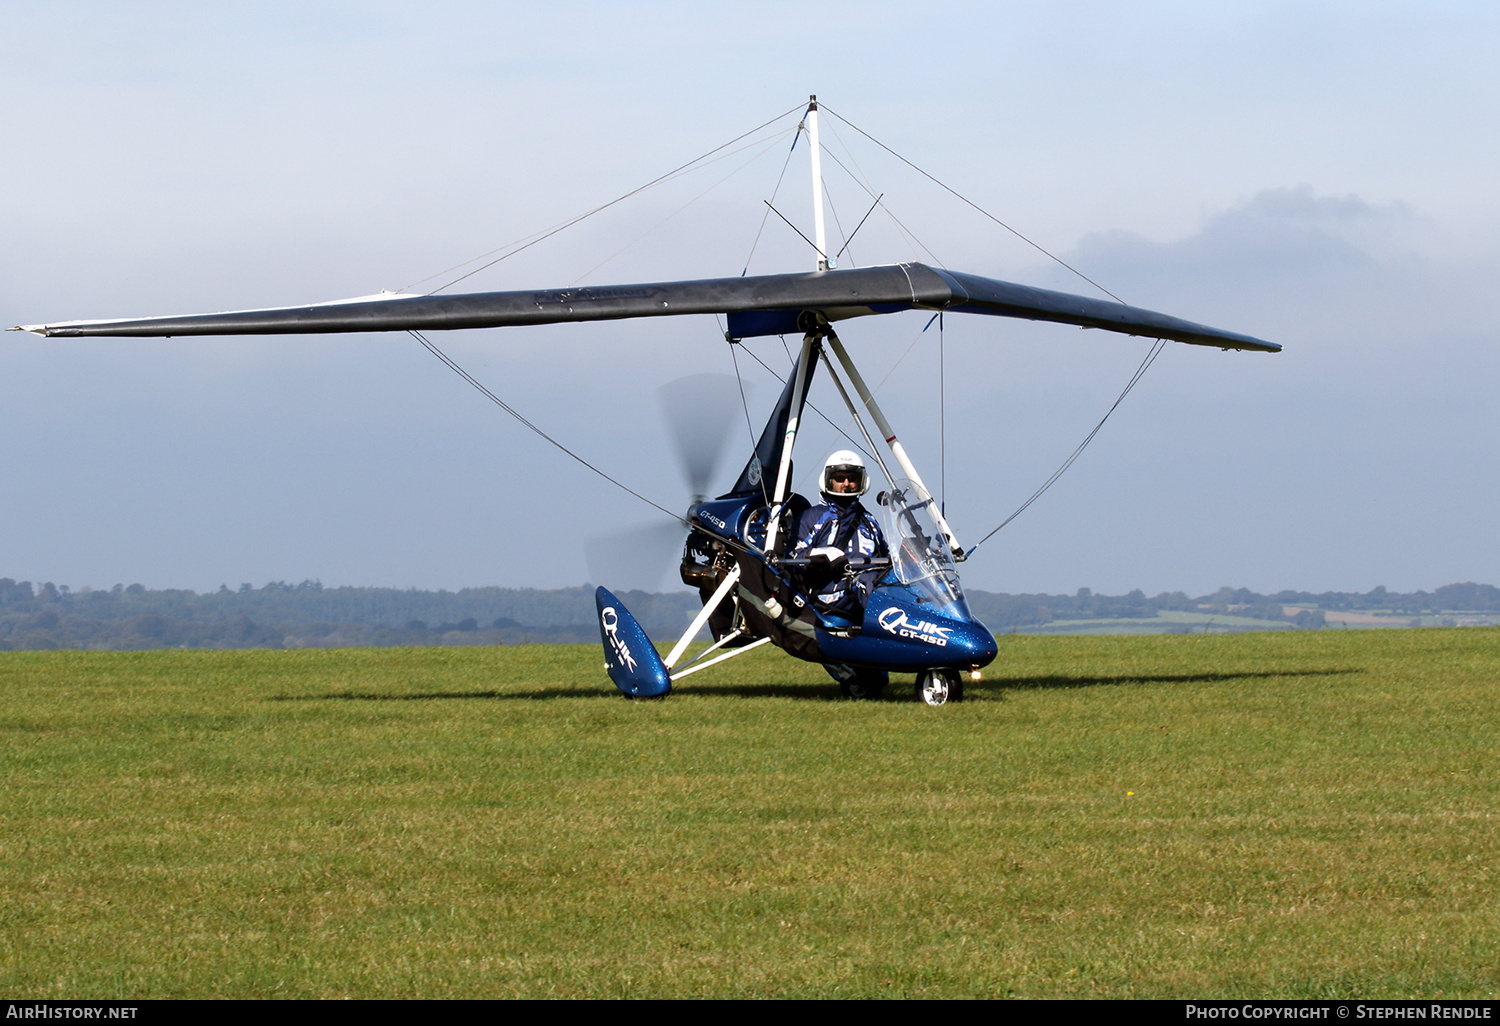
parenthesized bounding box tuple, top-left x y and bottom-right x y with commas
(916, 669, 964, 706)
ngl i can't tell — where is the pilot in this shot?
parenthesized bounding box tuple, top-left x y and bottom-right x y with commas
(787, 450, 888, 619)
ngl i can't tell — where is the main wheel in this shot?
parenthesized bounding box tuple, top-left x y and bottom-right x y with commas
(826, 663, 888, 699)
(916, 669, 964, 705)
(840, 676, 886, 700)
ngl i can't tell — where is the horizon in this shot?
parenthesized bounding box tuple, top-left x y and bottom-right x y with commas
(6, 575, 1495, 652)
(6, 574, 1496, 602)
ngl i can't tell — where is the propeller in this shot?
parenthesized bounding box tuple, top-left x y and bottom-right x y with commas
(659, 373, 742, 503)
(583, 522, 685, 594)
(584, 374, 749, 592)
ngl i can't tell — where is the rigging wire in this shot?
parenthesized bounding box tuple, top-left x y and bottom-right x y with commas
(720, 318, 773, 508)
(414, 102, 805, 295)
(743, 315, 941, 495)
(407, 329, 685, 526)
(571, 129, 791, 284)
(401, 222, 559, 293)
(726, 341, 761, 451)
(820, 142, 945, 267)
(965, 338, 1168, 556)
(811, 315, 940, 487)
(400, 97, 1153, 563)
(795, 316, 935, 497)
(761, 200, 823, 261)
(735, 338, 876, 472)
(820, 176, 852, 266)
(816, 102, 1167, 551)
(818, 118, 944, 266)
(741, 121, 806, 276)
(834, 193, 883, 262)
(872, 315, 938, 395)
(821, 104, 1124, 304)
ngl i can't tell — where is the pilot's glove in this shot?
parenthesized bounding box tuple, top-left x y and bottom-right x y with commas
(808, 546, 848, 571)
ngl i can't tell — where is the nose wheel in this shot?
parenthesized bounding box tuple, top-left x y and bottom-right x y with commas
(916, 669, 964, 705)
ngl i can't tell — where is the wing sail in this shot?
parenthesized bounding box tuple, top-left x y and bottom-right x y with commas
(16, 263, 1279, 352)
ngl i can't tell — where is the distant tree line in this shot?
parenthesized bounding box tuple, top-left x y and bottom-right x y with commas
(0, 579, 699, 652)
(962, 582, 1500, 630)
(0, 577, 1494, 652)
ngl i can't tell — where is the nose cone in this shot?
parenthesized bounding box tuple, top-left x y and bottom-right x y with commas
(953, 618, 998, 667)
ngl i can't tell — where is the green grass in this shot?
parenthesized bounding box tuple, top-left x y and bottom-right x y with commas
(2, 630, 1497, 998)
(1023, 610, 1292, 633)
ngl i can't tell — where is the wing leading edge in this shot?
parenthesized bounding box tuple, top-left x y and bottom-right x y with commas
(16, 263, 1279, 352)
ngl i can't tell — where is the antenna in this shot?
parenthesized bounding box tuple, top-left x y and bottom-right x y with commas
(807, 95, 832, 271)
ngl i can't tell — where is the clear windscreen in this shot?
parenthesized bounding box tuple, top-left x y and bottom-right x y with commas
(875, 478, 971, 621)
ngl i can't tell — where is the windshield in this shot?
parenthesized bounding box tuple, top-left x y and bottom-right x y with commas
(876, 479, 971, 621)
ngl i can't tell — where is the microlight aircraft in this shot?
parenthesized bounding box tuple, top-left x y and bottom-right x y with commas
(15, 97, 1278, 704)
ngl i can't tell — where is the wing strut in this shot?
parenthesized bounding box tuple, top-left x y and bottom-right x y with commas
(763, 330, 820, 553)
(825, 330, 965, 558)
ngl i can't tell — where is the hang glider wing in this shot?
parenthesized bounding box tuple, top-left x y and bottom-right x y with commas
(16, 263, 1279, 352)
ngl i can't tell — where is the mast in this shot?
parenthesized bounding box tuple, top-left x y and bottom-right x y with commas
(807, 95, 831, 271)
(759, 95, 830, 551)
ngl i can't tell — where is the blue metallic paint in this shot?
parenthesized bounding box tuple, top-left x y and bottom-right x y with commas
(596, 586, 672, 698)
(690, 497, 999, 675)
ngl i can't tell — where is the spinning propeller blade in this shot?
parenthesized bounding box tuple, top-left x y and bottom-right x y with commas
(658, 373, 742, 500)
(584, 522, 683, 594)
(584, 374, 744, 592)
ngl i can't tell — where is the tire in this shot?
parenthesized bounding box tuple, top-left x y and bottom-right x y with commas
(916, 669, 964, 705)
(839, 676, 886, 700)
(827, 663, 888, 699)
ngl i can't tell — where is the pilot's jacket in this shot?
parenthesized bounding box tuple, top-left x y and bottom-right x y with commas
(787, 499, 889, 618)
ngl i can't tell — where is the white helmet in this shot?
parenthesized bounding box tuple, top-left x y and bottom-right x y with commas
(819, 450, 870, 500)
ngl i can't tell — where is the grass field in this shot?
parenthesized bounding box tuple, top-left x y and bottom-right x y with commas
(2, 629, 1497, 998)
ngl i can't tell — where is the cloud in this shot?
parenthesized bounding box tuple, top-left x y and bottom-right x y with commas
(937, 187, 1500, 594)
(1082, 187, 1423, 277)
(1021, 188, 1500, 397)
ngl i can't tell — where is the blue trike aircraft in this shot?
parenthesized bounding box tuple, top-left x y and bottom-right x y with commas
(15, 97, 1278, 704)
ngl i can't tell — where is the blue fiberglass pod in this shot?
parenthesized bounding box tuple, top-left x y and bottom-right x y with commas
(595, 587, 671, 698)
(815, 586, 999, 671)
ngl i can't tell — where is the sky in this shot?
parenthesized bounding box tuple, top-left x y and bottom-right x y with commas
(2, 1, 1497, 598)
